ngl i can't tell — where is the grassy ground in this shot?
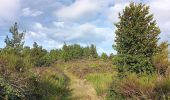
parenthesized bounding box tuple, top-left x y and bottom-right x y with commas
(64, 70, 102, 100)
(53, 59, 115, 99)
(85, 73, 115, 97)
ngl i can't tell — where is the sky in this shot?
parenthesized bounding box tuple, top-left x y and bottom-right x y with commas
(0, 0, 169, 54)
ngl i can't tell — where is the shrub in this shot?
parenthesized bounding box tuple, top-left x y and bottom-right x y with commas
(166, 66, 170, 76)
(152, 42, 169, 75)
(107, 73, 170, 99)
(101, 53, 108, 61)
(154, 76, 170, 99)
(29, 68, 71, 100)
(0, 55, 35, 99)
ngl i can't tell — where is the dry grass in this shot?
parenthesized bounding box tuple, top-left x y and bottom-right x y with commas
(52, 59, 116, 99)
(85, 73, 115, 97)
(64, 70, 102, 100)
(56, 59, 115, 78)
(52, 59, 115, 99)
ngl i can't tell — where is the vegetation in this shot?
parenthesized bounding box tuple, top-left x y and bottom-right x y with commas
(0, 23, 71, 100)
(114, 2, 160, 74)
(86, 73, 114, 96)
(153, 42, 170, 75)
(107, 73, 170, 99)
(101, 53, 108, 61)
(108, 2, 170, 100)
(0, 2, 169, 100)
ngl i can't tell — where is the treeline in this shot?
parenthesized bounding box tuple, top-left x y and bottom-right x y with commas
(18, 42, 99, 67)
(50, 43, 98, 62)
(1, 22, 100, 67)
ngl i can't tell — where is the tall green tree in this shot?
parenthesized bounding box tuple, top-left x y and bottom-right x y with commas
(90, 44, 98, 58)
(61, 42, 69, 62)
(83, 46, 91, 58)
(109, 53, 115, 60)
(114, 2, 160, 74)
(101, 52, 108, 61)
(4, 22, 25, 52)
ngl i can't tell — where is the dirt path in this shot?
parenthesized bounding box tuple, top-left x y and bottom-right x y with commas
(64, 70, 102, 100)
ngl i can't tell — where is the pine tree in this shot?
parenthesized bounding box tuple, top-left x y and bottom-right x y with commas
(61, 42, 69, 62)
(109, 53, 115, 60)
(114, 2, 160, 74)
(90, 44, 98, 58)
(101, 52, 108, 61)
(83, 46, 91, 58)
(4, 22, 25, 52)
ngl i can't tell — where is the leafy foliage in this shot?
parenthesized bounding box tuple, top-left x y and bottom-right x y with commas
(114, 2, 160, 74)
(101, 53, 108, 61)
(60, 43, 98, 62)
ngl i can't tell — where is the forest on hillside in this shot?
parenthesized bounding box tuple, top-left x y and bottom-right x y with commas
(0, 2, 170, 100)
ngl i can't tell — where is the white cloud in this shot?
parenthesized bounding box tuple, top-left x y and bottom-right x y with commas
(25, 23, 48, 42)
(22, 8, 43, 17)
(34, 22, 44, 30)
(149, 0, 170, 23)
(65, 23, 113, 43)
(53, 21, 64, 28)
(0, 0, 21, 25)
(106, 3, 128, 23)
(149, 0, 170, 42)
(25, 22, 113, 50)
(55, 0, 112, 21)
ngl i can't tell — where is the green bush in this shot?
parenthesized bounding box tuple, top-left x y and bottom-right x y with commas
(101, 53, 108, 61)
(107, 73, 170, 99)
(113, 54, 154, 74)
(0, 54, 35, 99)
(29, 69, 71, 100)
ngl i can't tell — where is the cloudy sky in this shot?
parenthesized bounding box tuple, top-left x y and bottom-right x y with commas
(0, 0, 169, 54)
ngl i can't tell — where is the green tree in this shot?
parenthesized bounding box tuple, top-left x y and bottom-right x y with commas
(114, 2, 160, 74)
(72, 44, 83, 59)
(4, 22, 25, 52)
(83, 46, 91, 58)
(101, 53, 108, 61)
(61, 42, 69, 62)
(109, 53, 115, 60)
(49, 49, 59, 61)
(90, 44, 98, 58)
(30, 42, 48, 66)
